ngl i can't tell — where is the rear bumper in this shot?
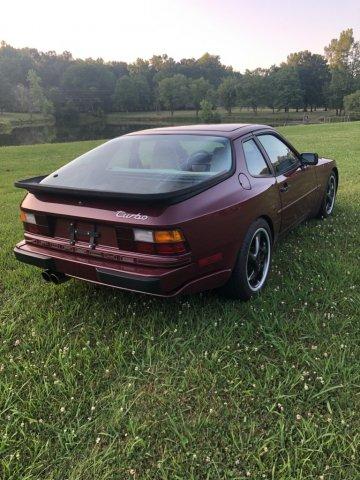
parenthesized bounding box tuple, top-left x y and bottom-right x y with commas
(14, 246, 56, 270)
(14, 241, 231, 297)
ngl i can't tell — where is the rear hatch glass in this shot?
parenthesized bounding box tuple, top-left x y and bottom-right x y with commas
(39, 134, 233, 198)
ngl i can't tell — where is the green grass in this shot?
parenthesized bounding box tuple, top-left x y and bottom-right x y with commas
(0, 122, 359, 479)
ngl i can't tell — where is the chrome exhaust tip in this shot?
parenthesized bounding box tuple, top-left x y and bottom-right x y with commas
(41, 270, 52, 282)
(49, 272, 69, 285)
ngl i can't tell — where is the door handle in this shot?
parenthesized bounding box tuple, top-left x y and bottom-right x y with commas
(280, 182, 289, 193)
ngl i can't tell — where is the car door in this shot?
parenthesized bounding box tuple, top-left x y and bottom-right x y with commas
(255, 133, 318, 232)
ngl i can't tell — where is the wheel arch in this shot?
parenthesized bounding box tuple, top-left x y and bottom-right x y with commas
(258, 215, 275, 241)
(332, 166, 339, 191)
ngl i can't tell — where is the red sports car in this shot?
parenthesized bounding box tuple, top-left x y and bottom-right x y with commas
(14, 124, 338, 300)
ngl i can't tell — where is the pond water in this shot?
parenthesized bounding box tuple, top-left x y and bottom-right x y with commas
(0, 121, 166, 146)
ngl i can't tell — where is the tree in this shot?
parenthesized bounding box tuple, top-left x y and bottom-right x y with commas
(113, 76, 138, 111)
(286, 51, 330, 110)
(113, 74, 152, 111)
(327, 68, 351, 115)
(37, 50, 73, 89)
(324, 29, 360, 114)
(13, 84, 29, 112)
(150, 54, 177, 82)
(218, 77, 238, 113)
(199, 99, 221, 123)
(108, 61, 129, 79)
(273, 66, 303, 112)
(62, 63, 116, 113)
(343, 90, 360, 115)
(196, 53, 233, 86)
(189, 77, 212, 116)
(0, 70, 14, 112)
(0, 42, 35, 88)
(263, 66, 278, 112)
(238, 69, 267, 112)
(325, 29, 358, 69)
(157, 74, 189, 115)
(128, 58, 152, 82)
(27, 69, 53, 115)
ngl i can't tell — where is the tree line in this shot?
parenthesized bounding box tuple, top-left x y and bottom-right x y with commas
(0, 29, 359, 122)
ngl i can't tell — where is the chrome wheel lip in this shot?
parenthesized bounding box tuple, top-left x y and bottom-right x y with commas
(246, 227, 271, 292)
(325, 174, 336, 215)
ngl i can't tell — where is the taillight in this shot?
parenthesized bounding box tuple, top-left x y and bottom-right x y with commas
(133, 228, 188, 255)
(20, 210, 36, 224)
(20, 209, 52, 236)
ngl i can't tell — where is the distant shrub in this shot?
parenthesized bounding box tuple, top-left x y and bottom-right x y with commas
(199, 100, 221, 123)
(344, 90, 360, 115)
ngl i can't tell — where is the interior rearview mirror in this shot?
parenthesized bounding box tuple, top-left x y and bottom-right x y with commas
(300, 152, 319, 165)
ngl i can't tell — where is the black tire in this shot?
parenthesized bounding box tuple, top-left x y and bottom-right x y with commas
(221, 218, 272, 301)
(317, 171, 337, 218)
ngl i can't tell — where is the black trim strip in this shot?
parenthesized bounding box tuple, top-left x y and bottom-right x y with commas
(14, 247, 56, 270)
(96, 267, 162, 294)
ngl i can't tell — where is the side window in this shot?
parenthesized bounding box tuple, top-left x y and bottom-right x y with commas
(257, 134, 299, 175)
(243, 139, 271, 176)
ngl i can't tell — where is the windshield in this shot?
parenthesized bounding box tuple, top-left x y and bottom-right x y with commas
(40, 134, 233, 196)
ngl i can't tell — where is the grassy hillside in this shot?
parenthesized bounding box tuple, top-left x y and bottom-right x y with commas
(0, 123, 359, 479)
(0, 112, 54, 134)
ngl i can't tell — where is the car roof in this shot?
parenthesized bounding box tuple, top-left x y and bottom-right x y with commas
(125, 123, 274, 140)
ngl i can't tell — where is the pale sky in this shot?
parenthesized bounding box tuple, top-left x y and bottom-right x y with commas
(1, 0, 359, 71)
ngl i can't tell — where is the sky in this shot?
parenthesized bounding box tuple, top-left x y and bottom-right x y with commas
(1, 0, 359, 72)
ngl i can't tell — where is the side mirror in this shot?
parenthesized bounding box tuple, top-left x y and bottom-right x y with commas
(300, 152, 319, 165)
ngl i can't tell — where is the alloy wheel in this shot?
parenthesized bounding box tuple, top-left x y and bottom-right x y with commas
(246, 227, 271, 292)
(325, 174, 336, 215)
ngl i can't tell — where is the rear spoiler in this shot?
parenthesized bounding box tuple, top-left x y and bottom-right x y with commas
(14, 172, 231, 205)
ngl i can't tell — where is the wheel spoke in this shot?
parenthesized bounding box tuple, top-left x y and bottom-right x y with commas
(253, 234, 260, 257)
(248, 270, 256, 281)
(249, 252, 257, 262)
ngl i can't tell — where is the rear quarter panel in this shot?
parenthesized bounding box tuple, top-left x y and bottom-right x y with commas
(315, 157, 338, 194)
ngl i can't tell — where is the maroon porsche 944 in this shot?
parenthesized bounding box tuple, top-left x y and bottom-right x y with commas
(14, 124, 338, 300)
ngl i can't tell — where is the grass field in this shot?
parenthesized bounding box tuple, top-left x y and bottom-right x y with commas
(0, 122, 359, 479)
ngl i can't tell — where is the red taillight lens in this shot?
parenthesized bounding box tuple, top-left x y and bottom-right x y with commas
(136, 241, 187, 255)
(136, 242, 156, 254)
(156, 242, 187, 255)
(131, 228, 188, 255)
(20, 210, 52, 236)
